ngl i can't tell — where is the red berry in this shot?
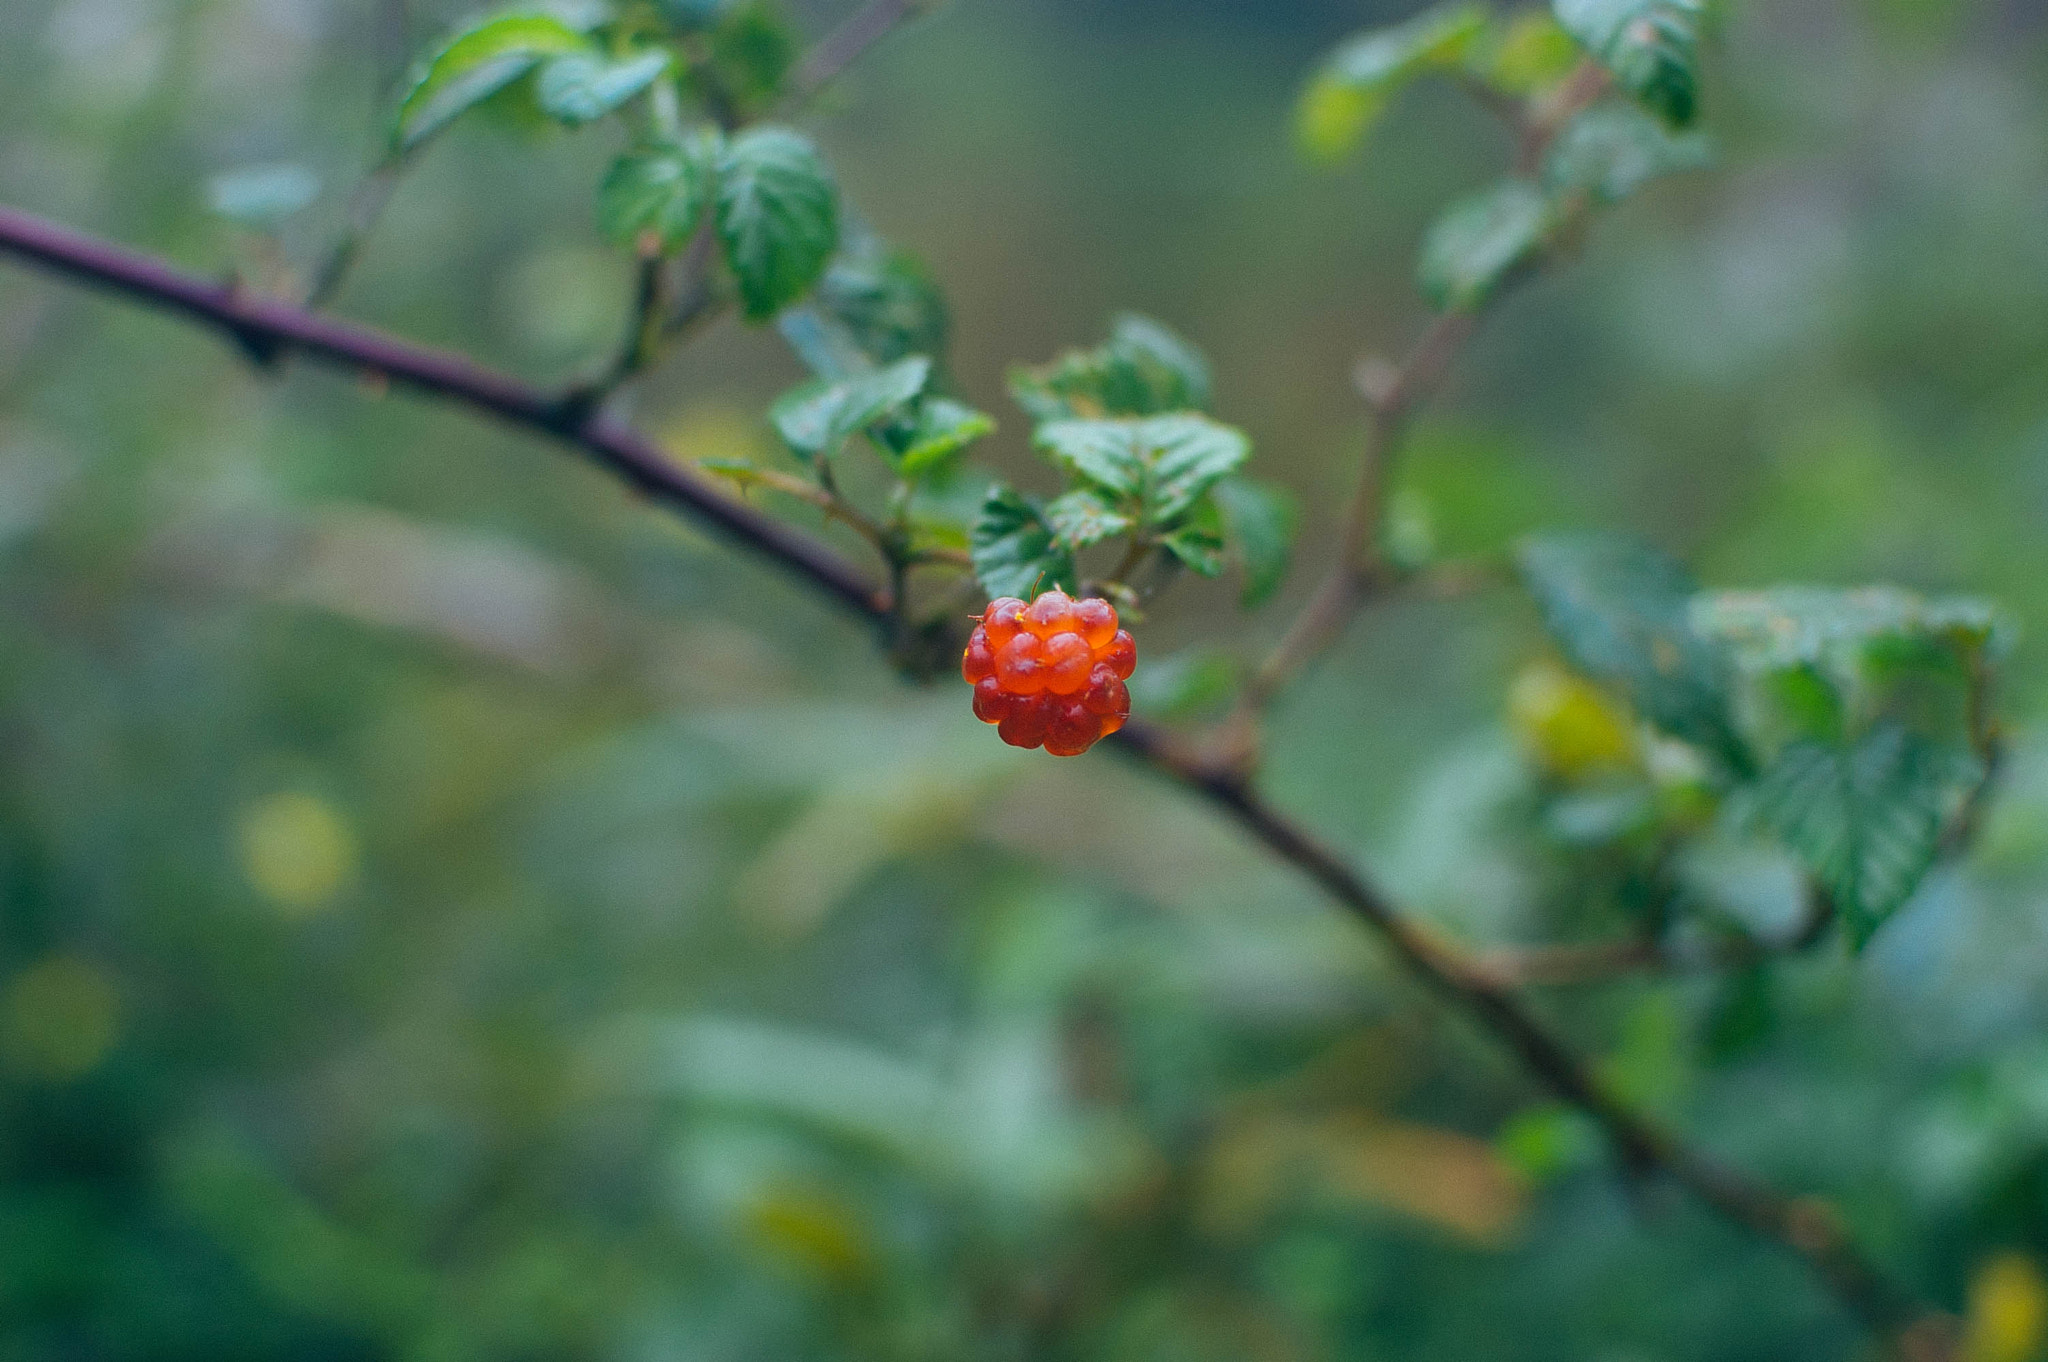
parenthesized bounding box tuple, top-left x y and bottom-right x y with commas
(1044, 696, 1103, 757)
(962, 627, 996, 684)
(1082, 665, 1129, 718)
(998, 693, 1052, 749)
(972, 676, 1009, 723)
(1100, 630, 1136, 681)
(995, 632, 1050, 694)
(1072, 597, 1117, 649)
(1043, 631, 1093, 695)
(981, 597, 1027, 649)
(1022, 589, 1075, 637)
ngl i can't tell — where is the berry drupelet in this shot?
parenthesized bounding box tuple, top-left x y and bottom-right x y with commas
(962, 590, 1134, 756)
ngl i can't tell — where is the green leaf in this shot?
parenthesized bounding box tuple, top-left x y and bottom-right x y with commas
(1418, 179, 1553, 311)
(715, 126, 839, 320)
(1468, 10, 1582, 97)
(1127, 648, 1239, 720)
(1212, 476, 1298, 607)
(1009, 314, 1213, 422)
(1690, 587, 2003, 676)
(1553, 0, 1704, 127)
(972, 487, 1075, 601)
(1032, 414, 1250, 525)
(598, 131, 718, 251)
(1750, 726, 1965, 948)
(1517, 532, 1744, 768)
(1296, 3, 1489, 161)
(1044, 489, 1132, 550)
(1161, 520, 1225, 577)
(898, 399, 995, 480)
(206, 163, 321, 229)
(769, 356, 930, 460)
(535, 47, 672, 125)
(393, 11, 593, 152)
(703, 0, 798, 113)
(816, 245, 951, 368)
(1543, 103, 1712, 203)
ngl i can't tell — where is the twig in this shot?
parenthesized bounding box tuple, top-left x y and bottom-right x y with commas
(0, 203, 1952, 1357)
(1480, 884, 1839, 987)
(790, 0, 930, 102)
(307, 159, 405, 308)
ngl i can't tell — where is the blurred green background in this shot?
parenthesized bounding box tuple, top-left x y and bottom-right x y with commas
(6, 0, 2048, 1358)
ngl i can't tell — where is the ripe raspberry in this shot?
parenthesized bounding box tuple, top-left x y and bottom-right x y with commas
(965, 591, 1134, 755)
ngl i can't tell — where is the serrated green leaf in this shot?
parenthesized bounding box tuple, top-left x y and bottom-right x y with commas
(1553, 0, 1703, 127)
(1034, 420, 1146, 497)
(1213, 476, 1298, 607)
(206, 163, 320, 229)
(1543, 103, 1712, 203)
(898, 399, 995, 480)
(1010, 314, 1213, 421)
(1146, 413, 1251, 522)
(598, 131, 717, 251)
(972, 487, 1075, 601)
(1517, 532, 1744, 768)
(1419, 179, 1554, 311)
(770, 356, 930, 460)
(715, 126, 838, 320)
(1162, 521, 1225, 577)
(1297, 3, 1489, 161)
(536, 47, 672, 125)
(1045, 489, 1132, 550)
(1750, 726, 1965, 948)
(394, 12, 593, 152)
(1032, 414, 1250, 525)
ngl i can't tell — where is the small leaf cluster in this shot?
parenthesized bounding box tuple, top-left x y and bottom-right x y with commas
(1514, 532, 2003, 949)
(972, 317, 1298, 607)
(1299, 1, 1711, 313)
(394, 1, 841, 320)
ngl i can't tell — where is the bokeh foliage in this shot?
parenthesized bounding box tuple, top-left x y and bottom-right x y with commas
(5, 0, 2048, 1359)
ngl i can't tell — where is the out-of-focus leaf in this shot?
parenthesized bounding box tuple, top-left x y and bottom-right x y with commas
(1691, 586, 2004, 675)
(1543, 103, 1712, 204)
(972, 487, 1075, 600)
(598, 130, 717, 251)
(206, 163, 320, 229)
(1517, 532, 1744, 768)
(1507, 659, 1639, 781)
(1128, 648, 1238, 720)
(1965, 1253, 2048, 1362)
(715, 126, 839, 320)
(1553, 0, 1704, 127)
(1750, 724, 1969, 948)
(1045, 489, 1131, 550)
(1010, 314, 1213, 422)
(535, 47, 671, 125)
(656, 0, 728, 29)
(1161, 496, 1226, 577)
(898, 398, 996, 479)
(1419, 179, 1553, 311)
(1296, 3, 1489, 162)
(393, 11, 593, 152)
(769, 355, 929, 460)
(703, 0, 797, 112)
(1468, 10, 1581, 96)
(1212, 476, 1297, 607)
(816, 245, 951, 368)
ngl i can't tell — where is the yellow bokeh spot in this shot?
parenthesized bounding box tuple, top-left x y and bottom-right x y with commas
(1, 956, 121, 1082)
(1296, 77, 1384, 164)
(1508, 661, 1639, 781)
(237, 791, 358, 915)
(742, 1187, 872, 1284)
(1966, 1252, 2048, 1362)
